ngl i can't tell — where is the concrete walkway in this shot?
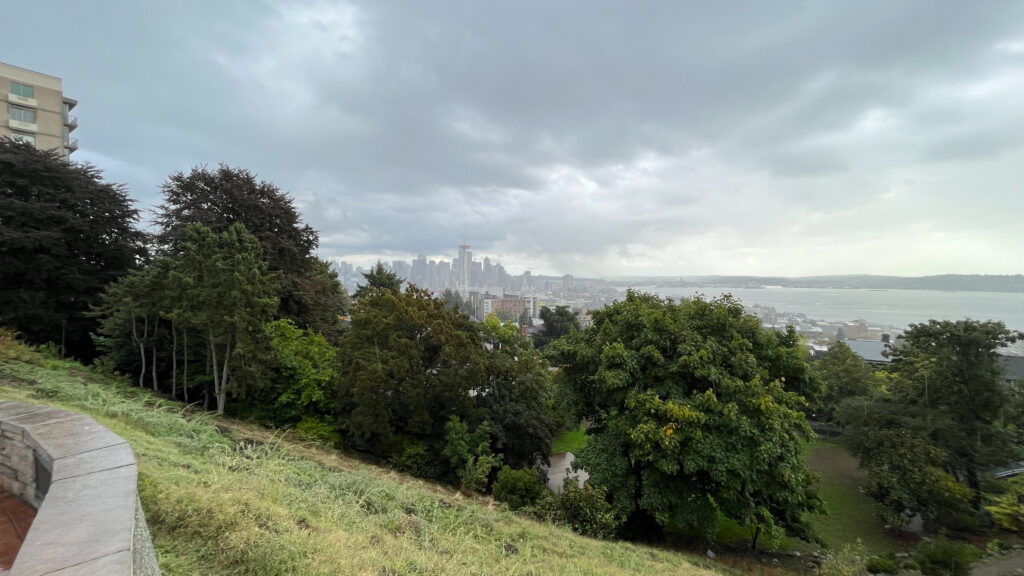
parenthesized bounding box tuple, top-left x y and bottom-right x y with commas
(546, 452, 590, 492)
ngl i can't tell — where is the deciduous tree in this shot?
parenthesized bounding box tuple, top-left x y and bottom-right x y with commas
(550, 291, 822, 546)
(0, 139, 145, 360)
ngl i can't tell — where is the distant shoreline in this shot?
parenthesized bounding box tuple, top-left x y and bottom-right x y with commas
(607, 274, 1024, 294)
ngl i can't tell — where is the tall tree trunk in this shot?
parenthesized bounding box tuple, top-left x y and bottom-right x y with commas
(182, 328, 189, 403)
(133, 315, 146, 387)
(151, 344, 158, 391)
(751, 525, 761, 551)
(209, 334, 220, 413)
(171, 320, 177, 400)
(217, 338, 231, 415)
(151, 316, 160, 391)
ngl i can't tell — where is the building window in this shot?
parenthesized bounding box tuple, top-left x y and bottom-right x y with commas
(10, 82, 34, 99)
(10, 107, 36, 123)
(11, 133, 35, 145)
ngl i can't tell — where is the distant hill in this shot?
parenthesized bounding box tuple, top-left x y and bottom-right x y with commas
(610, 274, 1024, 293)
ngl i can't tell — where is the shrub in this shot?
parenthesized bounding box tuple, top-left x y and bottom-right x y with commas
(295, 416, 340, 446)
(492, 466, 545, 510)
(0, 327, 18, 351)
(820, 541, 869, 576)
(865, 557, 898, 575)
(915, 538, 982, 576)
(552, 477, 623, 539)
(387, 439, 435, 478)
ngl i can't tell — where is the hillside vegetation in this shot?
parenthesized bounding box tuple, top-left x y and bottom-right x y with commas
(0, 339, 723, 576)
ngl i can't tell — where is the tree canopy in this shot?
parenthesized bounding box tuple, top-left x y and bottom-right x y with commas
(155, 164, 346, 338)
(550, 291, 822, 547)
(841, 319, 1022, 529)
(0, 139, 145, 360)
(533, 305, 580, 348)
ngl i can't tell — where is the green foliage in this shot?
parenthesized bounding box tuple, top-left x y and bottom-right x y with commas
(985, 477, 1024, 533)
(819, 541, 869, 576)
(850, 428, 971, 530)
(815, 341, 877, 421)
(353, 261, 402, 299)
(865, 557, 898, 575)
(914, 538, 982, 576)
(479, 315, 559, 468)
(338, 286, 484, 473)
(551, 427, 589, 454)
(552, 478, 623, 539)
(266, 319, 337, 421)
(533, 305, 580, 348)
(492, 466, 545, 510)
(0, 343, 723, 576)
(842, 319, 1022, 530)
(294, 416, 340, 446)
(0, 138, 145, 360)
(985, 538, 1008, 555)
(550, 290, 822, 544)
(443, 417, 501, 491)
(156, 164, 346, 338)
(386, 437, 435, 477)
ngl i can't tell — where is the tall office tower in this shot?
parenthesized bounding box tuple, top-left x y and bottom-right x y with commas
(427, 260, 438, 291)
(1, 62, 78, 158)
(562, 274, 575, 293)
(436, 260, 451, 289)
(458, 243, 471, 293)
(412, 254, 427, 286)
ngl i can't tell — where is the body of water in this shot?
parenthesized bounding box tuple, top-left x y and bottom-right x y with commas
(622, 286, 1024, 331)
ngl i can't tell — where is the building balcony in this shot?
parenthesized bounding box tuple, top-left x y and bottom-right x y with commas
(65, 137, 78, 151)
(8, 119, 37, 132)
(8, 93, 37, 107)
(63, 113, 78, 130)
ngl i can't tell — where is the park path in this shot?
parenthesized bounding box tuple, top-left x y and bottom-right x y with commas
(972, 549, 1024, 576)
(546, 452, 590, 492)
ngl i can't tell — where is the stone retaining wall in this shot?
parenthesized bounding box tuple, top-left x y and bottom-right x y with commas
(0, 401, 160, 575)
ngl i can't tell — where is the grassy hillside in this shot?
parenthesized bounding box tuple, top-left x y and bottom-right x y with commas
(0, 340, 724, 576)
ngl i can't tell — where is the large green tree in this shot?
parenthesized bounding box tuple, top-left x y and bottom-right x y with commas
(175, 223, 279, 414)
(479, 315, 559, 467)
(550, 291, 822, 547)
(353, 261, 402, 299)
(533, 305, 580, 348)
(886, 320, 1018, 502)
(814, 341, 877, 421)
(155, 165, 346, 338)
(337, 285, 485, 476)
(0, 139, 145, 360)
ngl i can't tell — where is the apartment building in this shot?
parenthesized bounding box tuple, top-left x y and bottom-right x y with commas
(0, 61, 77, 158)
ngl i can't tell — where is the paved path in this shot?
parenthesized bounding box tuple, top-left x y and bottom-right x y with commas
(0, 488, 35, 574)
(546, 452, 590, 492)
(972, 550, 1024, 576)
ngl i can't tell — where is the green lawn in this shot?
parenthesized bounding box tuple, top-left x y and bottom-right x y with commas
(803, 441, 898, 554)
(551, 425, 590, 454)
(0, 340, 724, 576)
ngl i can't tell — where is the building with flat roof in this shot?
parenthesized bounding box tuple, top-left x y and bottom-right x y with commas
(0, 62, 77, 158)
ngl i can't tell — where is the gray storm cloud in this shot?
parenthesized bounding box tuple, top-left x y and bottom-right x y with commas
(3, 0, 1023, 276)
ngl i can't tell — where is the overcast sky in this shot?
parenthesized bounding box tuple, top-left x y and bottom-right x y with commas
(4, 1, 1024, 277)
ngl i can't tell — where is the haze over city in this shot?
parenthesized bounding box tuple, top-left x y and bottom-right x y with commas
(3, 1, 1024, 277)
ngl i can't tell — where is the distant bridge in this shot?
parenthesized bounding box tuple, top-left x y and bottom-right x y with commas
(992, 461, 1024, 479)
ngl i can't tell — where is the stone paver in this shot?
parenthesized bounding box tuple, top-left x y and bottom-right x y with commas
(23, 415, 125, 461)
(12, 465, 137, 576)
(51, 442, 133, 482)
